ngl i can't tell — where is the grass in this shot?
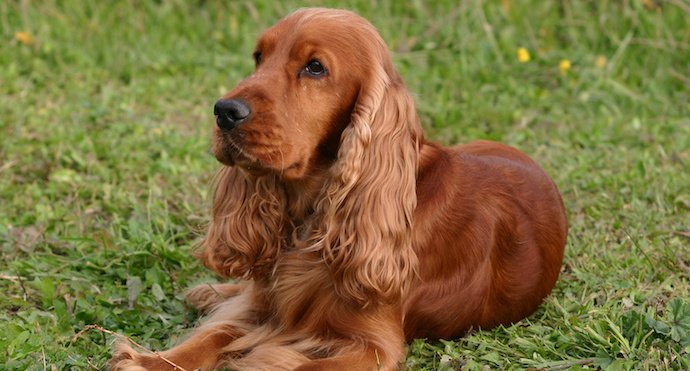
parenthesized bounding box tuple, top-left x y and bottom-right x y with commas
(1, 0, 689, 369)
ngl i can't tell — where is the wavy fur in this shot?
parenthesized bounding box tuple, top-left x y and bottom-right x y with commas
(304, 66, 422, 306)
(199, 167, 287, 281)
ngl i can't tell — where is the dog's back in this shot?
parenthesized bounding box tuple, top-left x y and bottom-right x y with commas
(404, 140, 567, 340)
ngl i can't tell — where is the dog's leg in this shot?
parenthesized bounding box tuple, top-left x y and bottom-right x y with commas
(109, 324, 241, 371)
(110, 284, 260, 370)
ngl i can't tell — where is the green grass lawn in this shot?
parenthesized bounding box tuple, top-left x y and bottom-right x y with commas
(2, 0, 689, 369)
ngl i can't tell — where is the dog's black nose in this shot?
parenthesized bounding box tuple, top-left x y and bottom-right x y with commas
(214, 99, 251, 130)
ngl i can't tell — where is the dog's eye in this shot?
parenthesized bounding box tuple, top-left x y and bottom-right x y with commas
(253, 51, 262, 66)
(304, 60, 326, 77)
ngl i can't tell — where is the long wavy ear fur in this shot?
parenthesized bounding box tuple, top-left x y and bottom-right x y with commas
(198, 167, 287, 281)
(305, 55, 422, 306)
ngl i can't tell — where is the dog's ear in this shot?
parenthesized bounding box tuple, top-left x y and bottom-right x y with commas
(304, 58, 422, 306)
(198, 167, 287, 281)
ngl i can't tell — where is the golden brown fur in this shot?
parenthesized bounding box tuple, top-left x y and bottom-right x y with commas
(111, 8, 567, 370)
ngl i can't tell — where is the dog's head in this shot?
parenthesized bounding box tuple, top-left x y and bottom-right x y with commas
(211, 8, 403, 181)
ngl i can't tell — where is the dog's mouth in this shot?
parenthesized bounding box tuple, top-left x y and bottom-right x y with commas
(213, 125, 306, 179)
(214, 132, 277, 176)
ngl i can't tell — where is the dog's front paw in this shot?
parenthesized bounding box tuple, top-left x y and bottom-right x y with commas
(109, 342, 175, 371)
(109, 342, 148, 371)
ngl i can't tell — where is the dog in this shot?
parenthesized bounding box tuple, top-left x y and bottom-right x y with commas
(111, 7, 567, 370)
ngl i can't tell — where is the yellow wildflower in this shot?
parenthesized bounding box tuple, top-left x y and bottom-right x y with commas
(595, 55, 607, 69)
(517, 47, 530, 63)
(14, 31, 33, 45)
(559, 59, 571, 75)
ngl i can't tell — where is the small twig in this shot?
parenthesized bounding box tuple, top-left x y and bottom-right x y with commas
(85, 357, 100, 370)
(0, 159, 16, 173)
(73, 324, 188, 371)
(673, 230, 690, 239)
(13, 271, 30, 302)
(207, 282, 223, 299)
(0, 274, 20, 282)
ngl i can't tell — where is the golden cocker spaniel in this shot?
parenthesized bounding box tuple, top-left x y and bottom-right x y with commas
(111, 8, 567, 371)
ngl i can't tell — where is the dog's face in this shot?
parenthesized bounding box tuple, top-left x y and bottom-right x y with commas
(212, 9, 378, 180)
